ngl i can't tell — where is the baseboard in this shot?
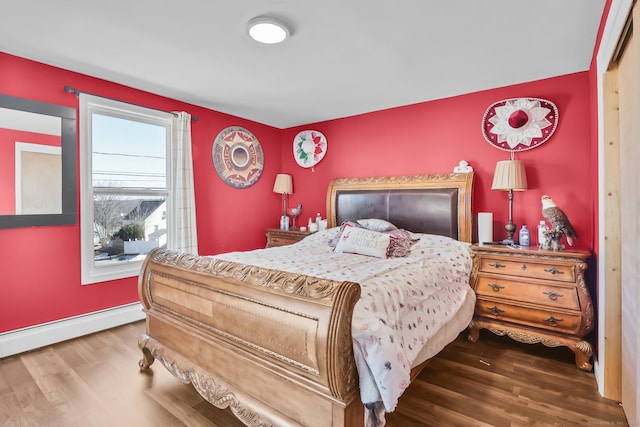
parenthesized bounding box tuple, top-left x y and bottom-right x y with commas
(0, 302, 145, 358)
(594, 357, 603, 396)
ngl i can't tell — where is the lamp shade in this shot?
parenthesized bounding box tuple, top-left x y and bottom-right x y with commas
(491, 160, 528, 191)
(273, 173, 293, 194)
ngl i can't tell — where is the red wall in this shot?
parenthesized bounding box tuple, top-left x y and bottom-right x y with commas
(0, 52, 283, 333)
(281, 73, 595, 252)
(0, 52, 597, 334)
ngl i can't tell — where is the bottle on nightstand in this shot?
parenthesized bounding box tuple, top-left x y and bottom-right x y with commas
(538, 220, 550, 248)
(519, 225, 530, 246)
(280, 215, 289, 230)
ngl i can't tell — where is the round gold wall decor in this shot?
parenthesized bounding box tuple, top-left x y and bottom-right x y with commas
(212, 126, 264, 188)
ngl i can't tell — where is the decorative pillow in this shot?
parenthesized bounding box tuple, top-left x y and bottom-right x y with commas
(385, 228, 420, 241)
(334, 224, 391, 258)
(329, 221, 361, 247)
(385, 229, 420, 257)
(357, 218, 398, 232)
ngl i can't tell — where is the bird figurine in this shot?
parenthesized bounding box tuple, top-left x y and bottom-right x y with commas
(541, 195, 577, 246)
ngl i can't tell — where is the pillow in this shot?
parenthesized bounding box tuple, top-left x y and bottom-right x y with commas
(385, 228, 420, 241)
(386, 229, 420, 257)
(334, 224, 391, 258)
(357, 218, 398, 232)
(329, 221, 361, 247)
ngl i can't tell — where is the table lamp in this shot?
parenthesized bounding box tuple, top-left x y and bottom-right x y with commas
(491, 159, 528, 244)
(273, 174, 293, 229)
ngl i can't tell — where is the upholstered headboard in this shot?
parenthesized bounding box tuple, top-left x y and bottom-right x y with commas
(326, 173, 474, 242)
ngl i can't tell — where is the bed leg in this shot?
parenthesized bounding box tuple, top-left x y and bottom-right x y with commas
(467, 322, 480, 343)
(138, 334, 155, 370)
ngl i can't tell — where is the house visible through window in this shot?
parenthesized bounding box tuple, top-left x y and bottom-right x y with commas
(80, 94, 172, 285)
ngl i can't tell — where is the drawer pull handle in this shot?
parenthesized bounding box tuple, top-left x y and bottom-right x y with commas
(543, 291, 563, 301)
(488, 283, 505, 292)
(487, 306, 504, 315)
(544, 316, 563, 327)
(488, 262, 506, 269)
(521, 263, 527, 270)
(544, 267, 564, 275)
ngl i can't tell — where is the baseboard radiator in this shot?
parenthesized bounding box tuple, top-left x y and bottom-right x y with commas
(0, 302, 144, 358)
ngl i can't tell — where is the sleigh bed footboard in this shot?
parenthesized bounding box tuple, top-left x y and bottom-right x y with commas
(138, 248, 363, 427)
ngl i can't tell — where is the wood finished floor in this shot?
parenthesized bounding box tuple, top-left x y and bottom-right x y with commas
(0, 321, 628, 427)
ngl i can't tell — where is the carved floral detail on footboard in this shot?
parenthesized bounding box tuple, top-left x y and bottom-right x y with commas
(140, 335, 276, 427)
(152, 249, 347, 300)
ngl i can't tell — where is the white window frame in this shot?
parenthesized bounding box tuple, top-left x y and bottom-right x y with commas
(80, 94, 173, 285)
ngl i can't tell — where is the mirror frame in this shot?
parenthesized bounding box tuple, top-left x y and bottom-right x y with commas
(0, 94, 77, 228)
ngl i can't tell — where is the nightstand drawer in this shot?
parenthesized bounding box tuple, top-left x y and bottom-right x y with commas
(268, 236, 294, 246)
(478, 257, 576, 283)
(475, 297, 583, 335)
(474, 275, 580, 310)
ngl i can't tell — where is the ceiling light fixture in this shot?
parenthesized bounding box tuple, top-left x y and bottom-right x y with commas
(247, 16, 290, 44)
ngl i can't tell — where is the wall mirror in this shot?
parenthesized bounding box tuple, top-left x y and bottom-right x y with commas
(0, 94, 76, 228)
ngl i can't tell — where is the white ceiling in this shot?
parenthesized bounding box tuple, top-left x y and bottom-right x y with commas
(0, 1, 607, 129)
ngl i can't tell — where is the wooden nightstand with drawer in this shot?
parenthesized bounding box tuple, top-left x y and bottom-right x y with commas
(467, 244, 594, 371)
(266, 228, 311, 248)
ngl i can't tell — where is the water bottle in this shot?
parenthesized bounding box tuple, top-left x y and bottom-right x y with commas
(280, 215, 289, 230)
(538, 220, 549, 248)
(519, 225, 530, 246)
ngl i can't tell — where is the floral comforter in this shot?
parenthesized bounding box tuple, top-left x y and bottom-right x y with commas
(213, 228, 473, 418)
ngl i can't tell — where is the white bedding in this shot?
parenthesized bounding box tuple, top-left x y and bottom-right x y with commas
(214, 227, 474, 416)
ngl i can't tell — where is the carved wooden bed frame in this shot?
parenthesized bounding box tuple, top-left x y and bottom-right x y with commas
(138, 172, 474, 427)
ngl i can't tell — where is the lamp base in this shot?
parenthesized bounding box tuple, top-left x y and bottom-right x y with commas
(505, 220, 516, 242)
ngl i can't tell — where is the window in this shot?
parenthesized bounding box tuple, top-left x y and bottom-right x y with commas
(80, 94, 173, 285)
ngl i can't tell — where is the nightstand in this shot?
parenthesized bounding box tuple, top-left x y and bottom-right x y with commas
(266, 228, 311, 248)
(467, 244, 594, 371)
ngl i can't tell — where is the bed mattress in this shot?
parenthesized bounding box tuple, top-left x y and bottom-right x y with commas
(213, 227, 475, 413)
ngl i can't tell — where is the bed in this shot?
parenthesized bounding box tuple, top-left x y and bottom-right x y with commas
(138, 172, 475, 427)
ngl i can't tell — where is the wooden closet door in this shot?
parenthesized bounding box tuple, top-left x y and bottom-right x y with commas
(617, 3, 640, 422)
